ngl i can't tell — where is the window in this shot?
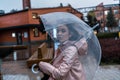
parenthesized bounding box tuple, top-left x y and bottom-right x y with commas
(12, 32, 16, 37)
(114, 10, 119, 14)
(96, 11, 103, 17)
(24, 32, 28, 38)
(100, 12, 103, 16)
(104, 11, 109, 15)
(33, 28, 39, 37)
(32, 13, 38, 19)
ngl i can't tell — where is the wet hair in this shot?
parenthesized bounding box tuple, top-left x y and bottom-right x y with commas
(65, 23, 80, 41)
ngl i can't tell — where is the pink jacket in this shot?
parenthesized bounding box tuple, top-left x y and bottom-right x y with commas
(39, 38, 87, 80)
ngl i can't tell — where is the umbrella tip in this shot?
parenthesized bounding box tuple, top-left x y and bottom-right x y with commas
(92, 24, 99, 30)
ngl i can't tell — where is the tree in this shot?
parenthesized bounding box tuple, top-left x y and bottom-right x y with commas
(10, 9, 17, 13)
(86, 10, 100, 32)
(87, 10, 98, 27)
(0, 10, 5, 15)
(106, 8, 117, 30)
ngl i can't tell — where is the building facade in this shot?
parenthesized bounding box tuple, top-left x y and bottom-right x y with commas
(0, 5, 83, 60)
(94, 3, 120, 32)
(0, 6, 83, 46)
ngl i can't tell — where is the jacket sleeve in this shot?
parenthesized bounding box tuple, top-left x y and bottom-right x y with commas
(39, 46, 77, 80)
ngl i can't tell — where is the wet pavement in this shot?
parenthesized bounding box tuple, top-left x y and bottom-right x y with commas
(93, 65, 120, 80)
(1, 60, 120, 80)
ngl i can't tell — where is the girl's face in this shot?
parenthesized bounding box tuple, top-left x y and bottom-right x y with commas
(57, 25, 71, 43)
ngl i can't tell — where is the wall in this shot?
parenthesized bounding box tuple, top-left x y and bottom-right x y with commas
(0, 28, 29, 45)
(28, 6, 82, 24)
(29, 28, 47, 41)
(0, 11, 29, 28)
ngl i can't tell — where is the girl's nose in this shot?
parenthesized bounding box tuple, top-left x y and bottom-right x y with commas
(58, 31, 62, 35)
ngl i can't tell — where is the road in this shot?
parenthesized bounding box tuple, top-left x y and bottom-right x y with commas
(1, 60, 120, 80)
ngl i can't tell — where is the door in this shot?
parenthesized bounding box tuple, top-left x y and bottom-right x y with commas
(16, 32, 23, 45)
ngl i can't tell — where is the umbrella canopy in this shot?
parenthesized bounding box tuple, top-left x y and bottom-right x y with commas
(39, 12, 101, 80)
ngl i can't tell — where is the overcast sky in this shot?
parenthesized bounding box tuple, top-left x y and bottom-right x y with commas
(0, 0, 118, 13)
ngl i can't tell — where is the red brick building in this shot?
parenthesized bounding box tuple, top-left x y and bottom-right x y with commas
(0, 0, 83, 59)
(0, 6, 83, 45)
(94, 3, 120, 32)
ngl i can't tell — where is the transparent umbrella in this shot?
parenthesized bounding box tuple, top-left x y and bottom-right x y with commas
(37, 12, 101, 80)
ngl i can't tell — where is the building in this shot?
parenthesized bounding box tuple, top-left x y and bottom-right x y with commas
(0, 0, 83, 60)
(77, 3, 120, 32)
(94, 3, 120, 32)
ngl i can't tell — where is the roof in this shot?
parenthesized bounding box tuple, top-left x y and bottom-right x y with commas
(0, 5, 83, 29)
(0, 5, 82, 16)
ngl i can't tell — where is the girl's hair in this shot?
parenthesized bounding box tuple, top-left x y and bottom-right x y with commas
(66, 23, 80, 41)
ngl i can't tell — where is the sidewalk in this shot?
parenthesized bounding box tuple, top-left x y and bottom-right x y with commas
(93, 65, 120, 80)
(1, 60, 120, 80)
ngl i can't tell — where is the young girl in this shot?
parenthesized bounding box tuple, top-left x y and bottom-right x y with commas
(39, 23, 88, 80)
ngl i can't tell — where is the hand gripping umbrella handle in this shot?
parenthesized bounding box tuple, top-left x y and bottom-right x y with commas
(31, 63, 50, 79)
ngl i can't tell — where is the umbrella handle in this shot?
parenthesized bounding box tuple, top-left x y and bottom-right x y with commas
(31, 64, 40, 74)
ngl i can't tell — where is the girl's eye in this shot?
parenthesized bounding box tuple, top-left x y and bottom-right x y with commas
(57, 29, 66, 33)
(61, 29, 66, 33)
